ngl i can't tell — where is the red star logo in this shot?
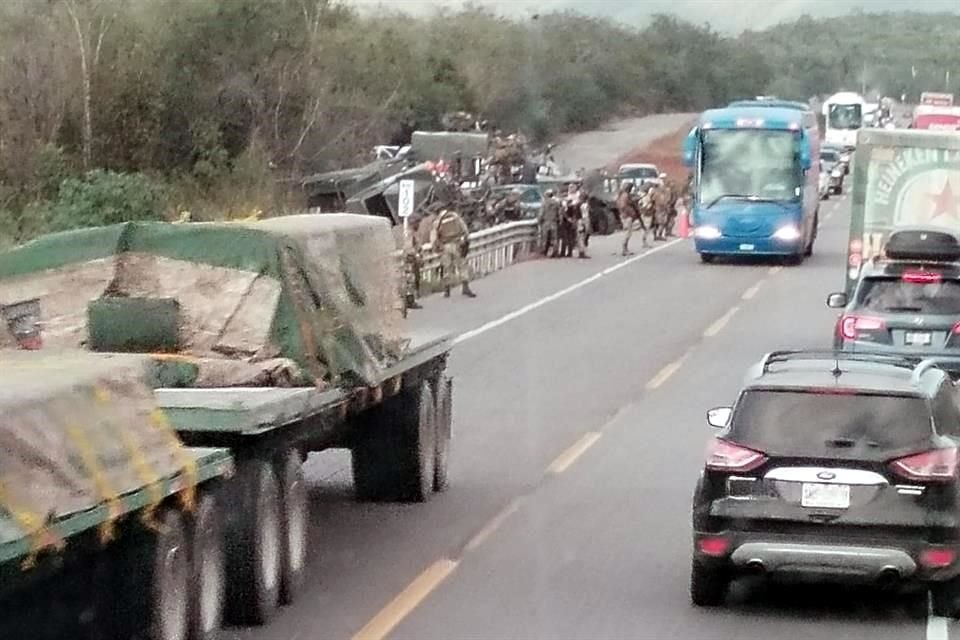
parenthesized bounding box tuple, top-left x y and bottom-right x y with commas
(930, 180, 960, 221)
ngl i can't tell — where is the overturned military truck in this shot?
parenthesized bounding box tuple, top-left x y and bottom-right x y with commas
(0, 214, 455, 638)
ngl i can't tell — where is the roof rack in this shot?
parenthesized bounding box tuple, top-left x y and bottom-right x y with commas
(756, 350, 960, 385)
(757, 350, 917, 375)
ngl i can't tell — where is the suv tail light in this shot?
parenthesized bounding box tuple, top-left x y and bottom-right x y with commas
(920, 548, 957, 569)
(705, 439, 767, 473)
(839, 314, 886, 340)
(889, 448, 959, 483)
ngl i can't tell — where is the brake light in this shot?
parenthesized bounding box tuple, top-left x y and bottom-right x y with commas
(920, 548, 957, 569)
(890, 448, 959, 483)
(902, 270, 942, 284)
(952, 321, 960, 335)
(705, 439, 767, 472)
(697, 536, 731, 557)
(839, 314, 886, 340)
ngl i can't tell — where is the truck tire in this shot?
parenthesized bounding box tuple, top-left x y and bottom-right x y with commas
(150, 508, 191, 640)
(226, 459, 282, 625)
(189, 491, 225, 640)
(278, 449, 308, 605)
(353, 381, 436, 502)
(433, 377, 453, 492)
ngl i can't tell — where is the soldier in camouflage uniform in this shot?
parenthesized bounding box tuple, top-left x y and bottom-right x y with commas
(651, 181, 672, 241)
(402, 218, 424, 312)
(431, 208, 477, 298)
(637, 184, 656, 248)
(540, 189, 561, 257)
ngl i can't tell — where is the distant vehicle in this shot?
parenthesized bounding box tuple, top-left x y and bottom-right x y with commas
(819, 148, 845, 195)
(912, 105, 960, 131)
(818, 169, 831, 200)
(921, 92, 955, 107)
(821, 142, 853, 174)
(841, 127, 960, 296)
(828, 228, 960, 359)
(822, 91, 866, 149)
(682, 101, 820, 264)
(617, 163, 662, 187)
(691, 350, 960, 617)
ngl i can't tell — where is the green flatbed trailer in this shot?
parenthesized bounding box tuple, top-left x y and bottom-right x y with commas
(0, 351, 234, 640)
(0, 214, 457, 634)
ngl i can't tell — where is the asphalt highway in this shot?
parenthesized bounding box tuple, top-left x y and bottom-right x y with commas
(227, 181, 959, 640)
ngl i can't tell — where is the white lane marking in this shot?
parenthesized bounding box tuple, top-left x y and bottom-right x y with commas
(453, 239, 684, 345)
(703, 306, 739, 338)
(742, 282, 763, 300)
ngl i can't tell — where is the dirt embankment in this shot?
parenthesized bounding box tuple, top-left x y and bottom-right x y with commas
(610, 120, 696, 181)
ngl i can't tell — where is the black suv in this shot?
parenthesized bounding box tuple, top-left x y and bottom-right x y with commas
(691, 350, 960, 615)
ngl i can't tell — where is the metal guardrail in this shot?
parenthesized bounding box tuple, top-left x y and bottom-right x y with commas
(395, 219, 540, 286)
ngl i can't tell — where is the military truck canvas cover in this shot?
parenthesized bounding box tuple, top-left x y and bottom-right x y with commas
(0, 214, 405, 386)
(0, 351, 191, 555)
(846, 129, 960, 292)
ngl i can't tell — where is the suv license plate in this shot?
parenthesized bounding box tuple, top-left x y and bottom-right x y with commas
(905, 331, 932, 346)
(739, 243, 755, 251)
(801, 483, 850, 509)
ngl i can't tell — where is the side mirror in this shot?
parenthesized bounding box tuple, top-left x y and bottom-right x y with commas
(682, 127, 698, 168)
(706, 406, 732, 429)
(826, 292, 848, 308)
(798, 132, 812, 170)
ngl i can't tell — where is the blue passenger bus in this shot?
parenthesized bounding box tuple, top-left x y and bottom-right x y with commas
(682, 101, 820, 264)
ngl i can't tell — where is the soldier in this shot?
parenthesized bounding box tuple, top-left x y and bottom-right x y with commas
(540, 189, 561, 257)
(637, 183, 656, 248)
(431, 208, 477, 298)
(616, 182, 640, 256)
(402, 222, 423, 311)
(565, 182, 590, 259)
(558, 185, 577, 257)
(493, 189, 523, 222)
(652, 181, 672, 241)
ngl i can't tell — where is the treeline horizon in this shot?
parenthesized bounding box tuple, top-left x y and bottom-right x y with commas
(0, 1, 956, 242)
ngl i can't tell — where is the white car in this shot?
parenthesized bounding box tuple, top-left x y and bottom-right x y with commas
(617, 163, 662, 187)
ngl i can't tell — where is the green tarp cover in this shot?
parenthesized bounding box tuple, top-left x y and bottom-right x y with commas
(0, 214, 406, 386)
(0, 350, 190, 553)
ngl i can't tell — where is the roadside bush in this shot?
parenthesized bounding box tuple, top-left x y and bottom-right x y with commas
(40, 170, 168, 233)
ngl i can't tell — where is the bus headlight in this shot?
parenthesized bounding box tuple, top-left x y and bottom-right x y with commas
(694, 226, 722, 240)
(773, 225, 802, 241)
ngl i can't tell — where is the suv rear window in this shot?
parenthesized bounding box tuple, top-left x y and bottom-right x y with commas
(729, 390, 933, 458)
(857, 276, 960, 314)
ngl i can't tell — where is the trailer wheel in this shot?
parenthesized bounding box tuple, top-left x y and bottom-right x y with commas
(151, 508, 191, 640)
(189, 491, 225, 640)
(226, 459, 282, 625)
(278, 449, 308, 605)
(433, 377, 453, 492)
(353, 381, 436, 502)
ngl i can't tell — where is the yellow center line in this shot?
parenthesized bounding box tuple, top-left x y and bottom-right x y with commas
(465, 498, 522, 552)
(703, 306, 739, 337)
(546, 431, 603, 474)
(351, 558, 460, 640)
(645, 354, 688, 390)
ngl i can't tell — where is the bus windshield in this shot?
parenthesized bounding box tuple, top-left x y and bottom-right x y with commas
(828, 104, 863, 130)
(699, 129, 802, 205)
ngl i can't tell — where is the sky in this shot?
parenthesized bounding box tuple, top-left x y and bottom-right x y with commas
(346, 0, 960, 32)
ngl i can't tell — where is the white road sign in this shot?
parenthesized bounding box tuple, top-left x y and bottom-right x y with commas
(398, 179, 415, 218)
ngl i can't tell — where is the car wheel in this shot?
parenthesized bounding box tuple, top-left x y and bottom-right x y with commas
(699, 253, 715, 264)
(690, 560, 729, 607)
